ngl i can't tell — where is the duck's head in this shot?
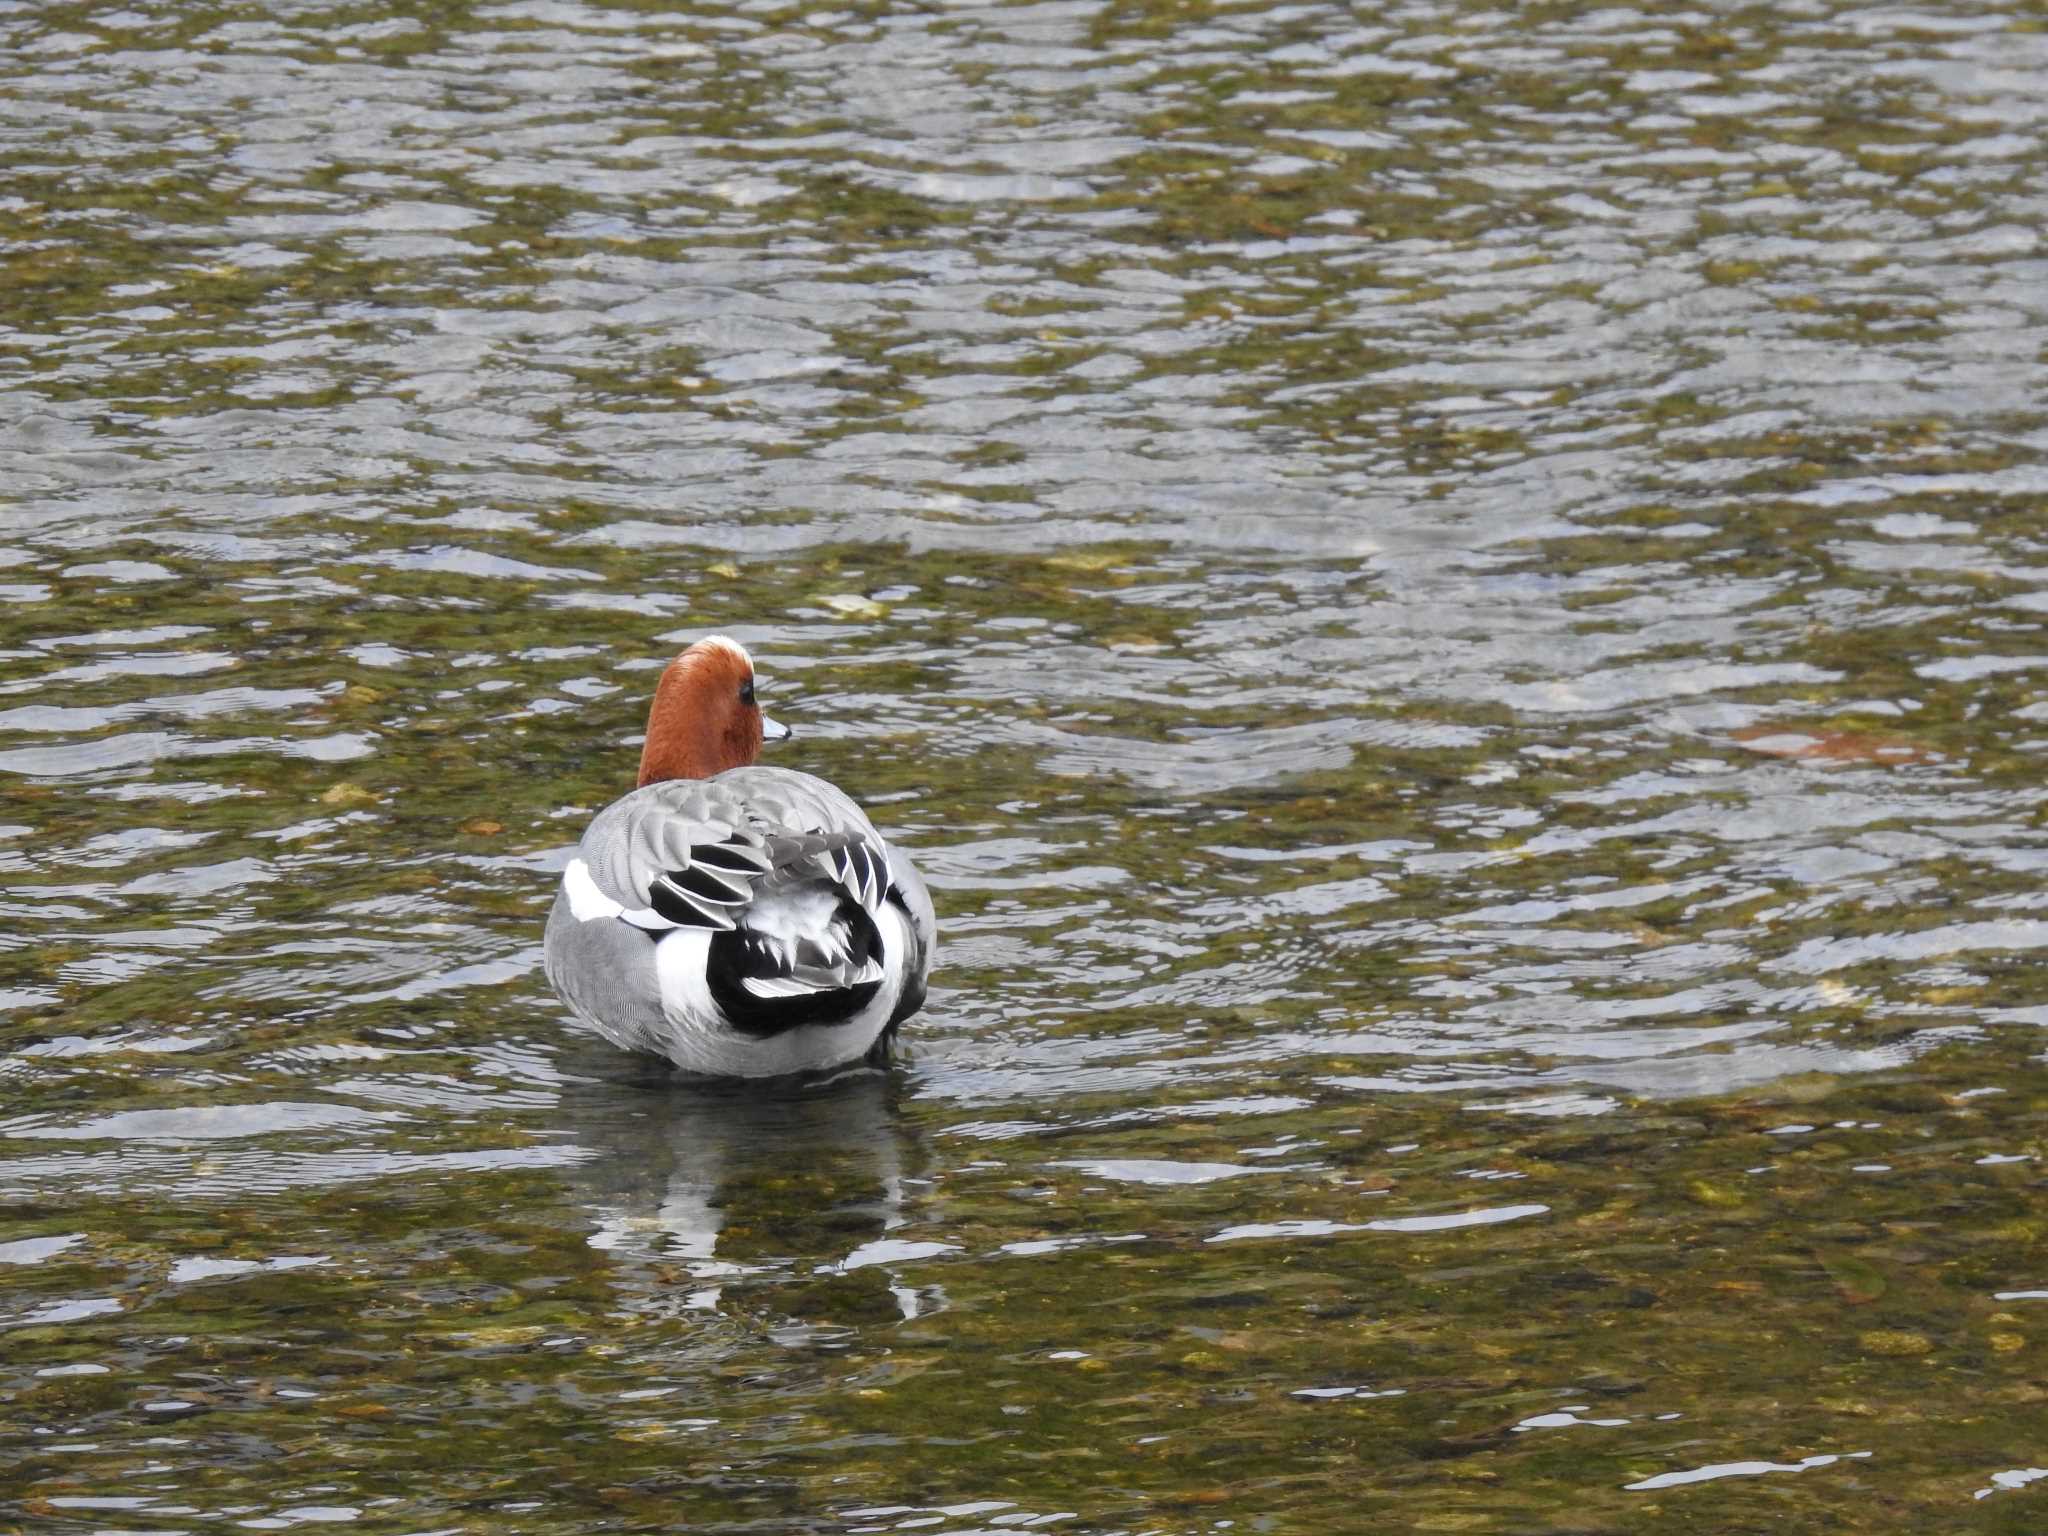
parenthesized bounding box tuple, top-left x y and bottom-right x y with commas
(637, 636, 792, 786)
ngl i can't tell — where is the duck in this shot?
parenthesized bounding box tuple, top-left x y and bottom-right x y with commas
(544, 636, 935, 1078)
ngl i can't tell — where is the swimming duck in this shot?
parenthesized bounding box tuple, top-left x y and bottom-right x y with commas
(544, 636, 935, 1077)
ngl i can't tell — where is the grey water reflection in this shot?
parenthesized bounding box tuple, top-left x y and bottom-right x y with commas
(560, 1064, 942, 1323)
(5, 0, 2048, 1529)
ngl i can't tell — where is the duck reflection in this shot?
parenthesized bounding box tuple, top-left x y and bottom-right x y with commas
(554, 1051, 944, 1327)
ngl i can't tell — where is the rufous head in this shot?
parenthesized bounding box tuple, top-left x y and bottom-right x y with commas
(636, 636, 791, 786)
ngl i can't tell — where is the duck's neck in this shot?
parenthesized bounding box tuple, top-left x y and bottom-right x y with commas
(636, 664, 755, 785)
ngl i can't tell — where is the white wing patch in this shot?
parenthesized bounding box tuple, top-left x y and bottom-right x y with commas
(563, 857, 672, 930)
(740, 958, 884, 1000)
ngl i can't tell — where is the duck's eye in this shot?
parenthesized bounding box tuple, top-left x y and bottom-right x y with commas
(739, 680, 756, 707)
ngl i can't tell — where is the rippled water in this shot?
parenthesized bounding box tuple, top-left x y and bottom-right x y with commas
(5, 0, 2048, 1529)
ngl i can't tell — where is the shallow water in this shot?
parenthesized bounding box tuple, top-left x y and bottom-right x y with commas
(4, 0, 2047, 1530)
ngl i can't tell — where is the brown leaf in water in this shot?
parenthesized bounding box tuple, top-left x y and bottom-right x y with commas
(1731, 725, 1938, 765)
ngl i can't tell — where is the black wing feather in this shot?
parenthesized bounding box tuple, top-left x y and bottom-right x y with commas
(694, 841, 772, 874)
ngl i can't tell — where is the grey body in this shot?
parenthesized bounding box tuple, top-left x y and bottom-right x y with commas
(545, 766, 935, 1077)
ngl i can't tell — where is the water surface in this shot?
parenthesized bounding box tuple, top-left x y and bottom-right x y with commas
(4, 0, 2048, 1530)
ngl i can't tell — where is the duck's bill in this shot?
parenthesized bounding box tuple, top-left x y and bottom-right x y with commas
(762, 714, 793, 743)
